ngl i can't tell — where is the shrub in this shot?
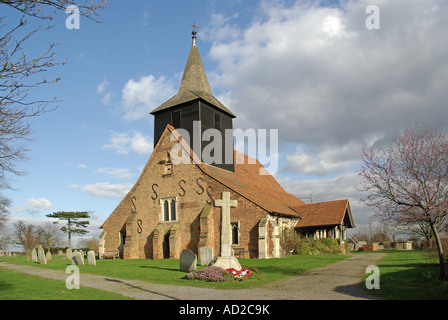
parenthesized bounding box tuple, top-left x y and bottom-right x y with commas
(295, 238, 342, 255)
(186, 266, 230, 282)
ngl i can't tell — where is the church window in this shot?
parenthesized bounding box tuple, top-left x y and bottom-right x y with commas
(171, 111, 181, 128)
(170, 199, 176, 220)
(231, 221, 239, 245)
(161, 197, 177, 222)
(163, 200, 169, 221)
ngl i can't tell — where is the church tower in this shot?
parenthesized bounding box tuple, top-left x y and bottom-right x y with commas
(150, 26, 236, 172)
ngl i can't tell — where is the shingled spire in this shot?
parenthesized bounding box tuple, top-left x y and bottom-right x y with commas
(150, 26, 235, 117)
(177, 37, 213, 95)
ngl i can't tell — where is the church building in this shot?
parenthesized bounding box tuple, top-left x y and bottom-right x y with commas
(99, 29, 355, 260)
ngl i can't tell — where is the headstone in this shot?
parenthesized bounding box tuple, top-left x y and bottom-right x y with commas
(199, 247, 214, 266)
(71, 252, 85, 265)
(98, 230, 107, 259)
(31, 249, 38, 262)
(45, 251, 52, 261)
(66, 248, 72, 260)
(58, 250, 64, 256)
(79, 250, 84, 257)
(179, 250, 197, 272)
(37, 245, 47, 264)
(212, 192, 242, 270)
(87, 250, 96, 265)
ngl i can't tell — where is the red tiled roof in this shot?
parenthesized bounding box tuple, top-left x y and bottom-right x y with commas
(294, 199, 355, 228)
(166, 125, 355, 226)
(199, 151, 305, 217)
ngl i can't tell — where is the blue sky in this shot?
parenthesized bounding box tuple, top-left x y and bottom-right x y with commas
(3, 0, 448, 245)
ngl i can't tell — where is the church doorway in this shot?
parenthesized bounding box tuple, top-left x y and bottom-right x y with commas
(163, 233, 170, 259)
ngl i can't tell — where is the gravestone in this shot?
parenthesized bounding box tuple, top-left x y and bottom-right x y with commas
(87, 251, 96, 265)
(58, 250, 64, 256)
(46, 251, 52, 262)
(37, 245, 47, 265)
(199, 247, 214, 266)
(66, 248, 72, 260)
(212, 192, 242, 270)
(71, 252, 85, 265)
(31, 248, 38, 262)
(179, 250, 197, 272)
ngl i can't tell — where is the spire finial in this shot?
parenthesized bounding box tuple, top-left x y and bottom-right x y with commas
(191, 21, 198, 46)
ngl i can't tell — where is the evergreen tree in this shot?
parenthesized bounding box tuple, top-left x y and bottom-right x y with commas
(46, 211, 90, 249)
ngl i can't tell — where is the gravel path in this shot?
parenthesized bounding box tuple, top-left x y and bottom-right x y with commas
(0, 253, 385, 300)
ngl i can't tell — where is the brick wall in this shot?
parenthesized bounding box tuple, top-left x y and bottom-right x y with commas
(101, 126, 295, 259)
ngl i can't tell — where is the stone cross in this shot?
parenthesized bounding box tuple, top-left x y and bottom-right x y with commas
(212, 192, 241, 270)
(214, 192, 237, 257)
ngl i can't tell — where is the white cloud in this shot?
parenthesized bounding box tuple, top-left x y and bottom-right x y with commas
(208, 0, 448, 177)
(77, 164, 87, 169)
(102, 130, 153, 155)
(121, 74, 176, 121)
(97, 78, 114, 105)
(13, 197, 53, 216)
(82, 182, 132, 199)
(130, 131, 153, 155)
(96, 167, 134, 180)
(97, 79, 109, 94)
(277, 173, 370, 225)
(26, 198, 52, 211)
(101, 92, 114, 105)
(283, 137, 380, 176)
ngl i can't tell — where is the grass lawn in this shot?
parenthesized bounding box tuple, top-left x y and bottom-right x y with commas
(0, 267, 134, 300)
(0, 253, 348, 294)
(361, 249, 448, 300)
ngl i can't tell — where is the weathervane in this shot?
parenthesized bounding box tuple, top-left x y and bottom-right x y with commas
(191, 21, 198, 45)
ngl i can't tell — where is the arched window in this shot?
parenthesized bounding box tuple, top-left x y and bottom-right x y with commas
(164, 200, 169, 221)
(161, 197, 177, 222)
(170, 199, 176, 221)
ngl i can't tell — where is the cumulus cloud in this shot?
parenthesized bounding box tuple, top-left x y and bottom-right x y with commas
(277, 173, 369, 225)
(102, 130, 153, 155)
(207, 0, 448, 176)
(97, 78, 109, 94)
(121, 74, 176, 121)
(82, 182, 133, 199)
(26, 198, 52, 211)
(13, 197, 53, 216)
(97, 78, 114, 105)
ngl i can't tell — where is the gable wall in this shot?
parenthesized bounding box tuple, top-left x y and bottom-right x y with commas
(101, 128, 276, 259)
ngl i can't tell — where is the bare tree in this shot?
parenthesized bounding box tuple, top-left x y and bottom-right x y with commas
(0, 194, 10, 228)
(13, 220, 43, 258)
(40, 221, 64, 250)
(0, 0, 106, 190)
(359, 124, 448, 280)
